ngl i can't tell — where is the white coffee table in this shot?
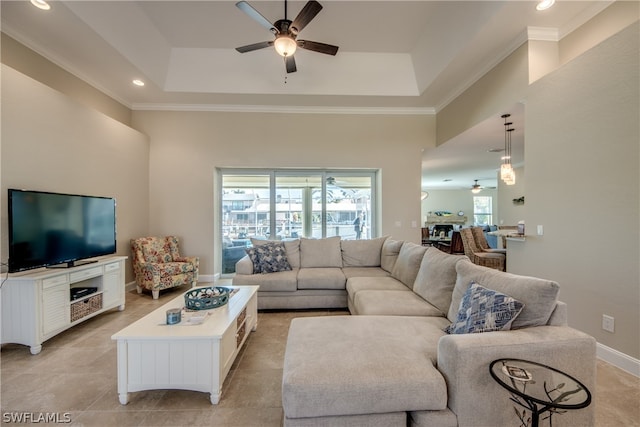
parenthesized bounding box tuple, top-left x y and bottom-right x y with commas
(111, 285, 258, 405)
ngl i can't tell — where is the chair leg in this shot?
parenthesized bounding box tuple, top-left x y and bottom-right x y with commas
(136, 285, 142, 294)
(152, 289, 160, 300)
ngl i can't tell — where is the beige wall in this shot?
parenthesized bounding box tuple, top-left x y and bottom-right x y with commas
(436, 44, 529, 145)
(527, 40, 559, 84)
(559, 1, 640, 65)
(508, 22, 639, 359)
(1, 33, 132, 127)
(131, 111, 435, 275)
(0, 65, 150, 282)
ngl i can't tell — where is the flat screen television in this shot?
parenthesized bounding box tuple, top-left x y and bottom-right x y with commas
(8, 189, 117, 273)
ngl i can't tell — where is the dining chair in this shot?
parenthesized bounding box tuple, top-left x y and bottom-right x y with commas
(459, 228, 505, 271)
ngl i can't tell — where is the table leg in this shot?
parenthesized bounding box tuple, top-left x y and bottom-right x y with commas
(527, 399, 540, 427)
(531, 410, 540, 427)
(210, 392, 221, 405)
(116, 340, 129, 405)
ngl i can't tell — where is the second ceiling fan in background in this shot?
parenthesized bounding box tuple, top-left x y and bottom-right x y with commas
(235, 0, 339, 73)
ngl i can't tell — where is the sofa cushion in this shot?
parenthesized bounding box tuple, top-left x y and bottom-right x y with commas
(340, 236, 388, 267)
(413, 248, 466, 315)
(231, 269, 298, 292)
(354, 290, 444, 317)
(342, 267, 390, 280)
(140, 237, 173, 264)
(391, 242, 427, 288)
(282, 316, 448, 419)
(297, 268, 346, 290)
(346, 276, 408, 313)
(448, 260, 560, 329)
(445, 282, 524, 334)
(346, 276, 408, 295)
(251, 238, 301, 269)
(380, 239, 403, 273)
(300, 237, 342, 268)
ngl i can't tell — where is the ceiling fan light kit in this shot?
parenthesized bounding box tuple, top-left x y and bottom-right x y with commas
(274, 36, 297, 57)
(235, 0, 339, 74)
(471, 180, 483, 194)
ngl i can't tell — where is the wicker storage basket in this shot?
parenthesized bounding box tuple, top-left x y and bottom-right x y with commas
(70, 293, 103, 322)
(236, 323, 246, 347)
(237, 307, 247, 328)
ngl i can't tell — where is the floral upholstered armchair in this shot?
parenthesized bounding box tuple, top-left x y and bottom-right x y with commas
(130, 236, 199, 299)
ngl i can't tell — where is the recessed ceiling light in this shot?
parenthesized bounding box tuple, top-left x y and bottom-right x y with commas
(536, 0, 555, 11)
(132, 79, 145, 87)
(30, 0, 51, 11)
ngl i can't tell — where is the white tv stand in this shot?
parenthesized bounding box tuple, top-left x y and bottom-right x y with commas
(1, 256, 127, 355)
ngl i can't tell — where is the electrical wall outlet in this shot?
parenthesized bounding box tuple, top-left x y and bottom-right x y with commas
(602, 314, 615, 333)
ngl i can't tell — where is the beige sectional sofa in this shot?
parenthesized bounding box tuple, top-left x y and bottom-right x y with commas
(234, 236, 596, 427)
(232, 236, 391, 309)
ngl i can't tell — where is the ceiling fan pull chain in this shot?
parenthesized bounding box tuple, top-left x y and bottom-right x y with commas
(284, 58, 288, 84)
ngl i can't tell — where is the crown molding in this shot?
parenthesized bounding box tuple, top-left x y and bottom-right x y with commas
(130, 103, 436, 115)
(1, 26, 132, 109)
(527, 26, 560, 41)
(434, 32, 529, 113)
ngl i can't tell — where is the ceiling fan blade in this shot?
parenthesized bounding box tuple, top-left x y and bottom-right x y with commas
(236, 41, 273, 53)
(297, 40, 338, 56)
(285, 55, 297, 73)
(290, 0, 322, 34)
(236, 1, 278, 34)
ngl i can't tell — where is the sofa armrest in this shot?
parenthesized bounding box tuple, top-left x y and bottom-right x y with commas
(235, 255, 254, 275)
(437, 326, 596, 427)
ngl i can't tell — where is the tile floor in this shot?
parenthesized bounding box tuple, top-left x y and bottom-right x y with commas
(1, 284, 639, 426)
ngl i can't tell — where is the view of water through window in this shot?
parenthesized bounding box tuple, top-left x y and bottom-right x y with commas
(220, 170, 376, 273)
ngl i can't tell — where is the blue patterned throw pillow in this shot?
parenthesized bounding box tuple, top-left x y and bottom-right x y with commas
(246, 242, 292, 274)
(245, 247, 262, 274)
(446, 282, 524, 334)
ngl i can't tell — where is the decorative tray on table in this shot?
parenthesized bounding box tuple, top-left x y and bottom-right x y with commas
(184, 286, 230, 310)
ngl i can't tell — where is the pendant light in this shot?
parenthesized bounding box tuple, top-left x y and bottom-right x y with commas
(500, 114, 516, 185)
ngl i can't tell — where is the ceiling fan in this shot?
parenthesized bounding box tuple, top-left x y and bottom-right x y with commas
(235, 0, 339, 73)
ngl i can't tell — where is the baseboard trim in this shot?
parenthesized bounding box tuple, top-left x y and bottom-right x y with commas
(125, 275, 221, 293)
(199, 274, 219, 283)
(597, 342, 640, 377)
(125, 280, 137, 293)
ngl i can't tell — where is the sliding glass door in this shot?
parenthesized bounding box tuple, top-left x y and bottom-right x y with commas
(219, 169, 376, 274)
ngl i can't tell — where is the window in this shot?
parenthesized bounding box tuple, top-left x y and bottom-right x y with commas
(473, 196, 493, 226)
(219, 169, 377, 274)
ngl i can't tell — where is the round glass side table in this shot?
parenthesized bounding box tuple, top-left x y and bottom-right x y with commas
(489, 358, 591, 427)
